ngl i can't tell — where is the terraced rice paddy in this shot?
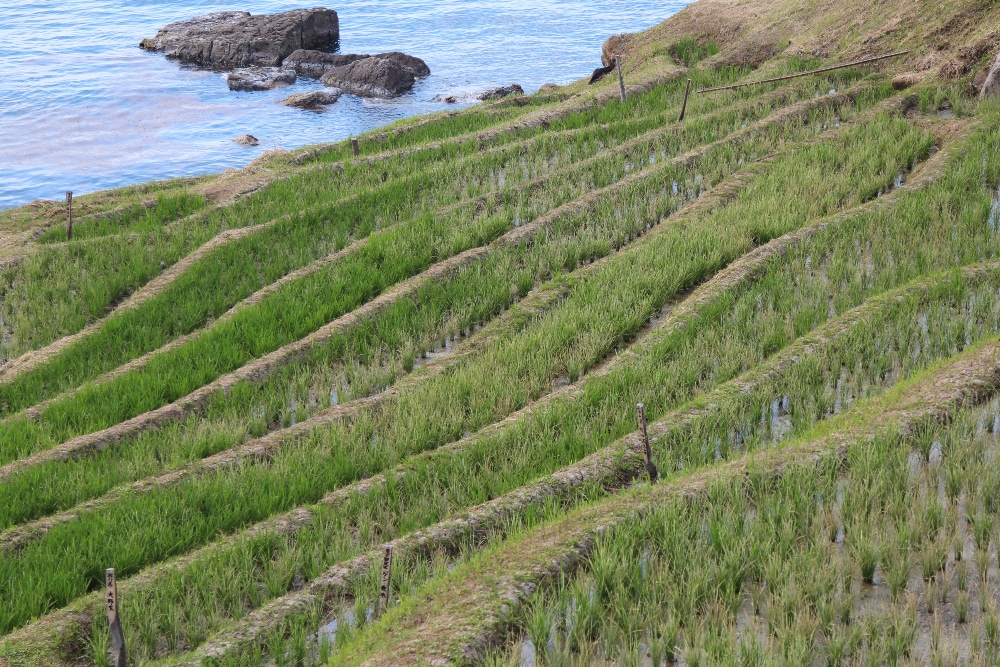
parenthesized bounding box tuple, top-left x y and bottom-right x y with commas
(3, 0, 1000, 665)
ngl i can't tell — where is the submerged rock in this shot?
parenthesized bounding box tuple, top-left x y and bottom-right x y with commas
(233, 134, 259, 146)
(140, 8, 339, 69)
(284, 49, 370, 77)
(320, 53, 430, 97)
(981, 53, 1000, 98)
(227, 67, 296, 91)
(281, 89, 342, 109)
(286, 49, 429, 83)
(478, 84, 524, 101)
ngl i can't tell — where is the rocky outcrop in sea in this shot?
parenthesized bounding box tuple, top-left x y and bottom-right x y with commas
(140, 9, 339, 69)
(141, 8, 429, 99)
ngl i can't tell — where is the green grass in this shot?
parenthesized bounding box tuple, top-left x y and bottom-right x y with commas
(0, 82, 873, 464)
(37, 192, 207, 244)
(475, 390, 1000, 666)
(0, 108, 936, 654)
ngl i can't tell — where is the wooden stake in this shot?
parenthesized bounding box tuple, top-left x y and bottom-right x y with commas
(105, 568, 126, 667)
(65, 191, 73, 241)
(678, 78, 692, 122)
(351, 138, 360, 157)
(616, 56, 626, 102)
(377, 544, 393, 617)
(636, 403, 658, 482)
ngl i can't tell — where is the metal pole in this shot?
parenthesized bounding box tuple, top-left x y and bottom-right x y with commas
(351, 138, 359, 157)
(636, 403, 658, 482)
(678, 78, 692, 122)
(377, 544, 393, 617)
(105, 568, 126, 667)
(65, 191, 73, 241)
(616, 56, 627, 102)
(696, 50, 910, 94)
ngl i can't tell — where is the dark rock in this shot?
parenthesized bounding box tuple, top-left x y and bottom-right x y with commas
(284, 49, 371, 77)
(478, 84, 524, 101)
(281, 89, 342, 109)
(444, 96, 458, 104)
(140, 8, 339, 69)
(320, 57, 416, 97)
(981, 53, 1000, 98)
(284, 50, 429, 81)
(233, 134, 259, 146)
(589, 63, 615, 85)
(373, 52, 430, 77)
(227, 67, 296, 91)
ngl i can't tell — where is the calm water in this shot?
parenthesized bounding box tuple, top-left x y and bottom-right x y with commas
(0, 1, 689, 209)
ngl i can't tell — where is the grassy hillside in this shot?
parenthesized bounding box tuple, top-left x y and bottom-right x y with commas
(2, 0, 1000, 664)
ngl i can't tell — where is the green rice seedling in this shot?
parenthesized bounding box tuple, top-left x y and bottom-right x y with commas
(883, 546, 910, 603)
(957, 560, 969, 591)
(848, 526, 879, 584)
(958, 590, 969, 623)
(969, 511, 993, 553)
(37, 192, 207, 244)
(524, 595, 554, 665)
(976, 544, 991, 588)
(920, 538, 948, 582)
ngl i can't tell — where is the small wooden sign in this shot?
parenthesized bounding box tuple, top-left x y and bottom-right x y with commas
(377, 544, 393, 617)
(351, 138, 360, 157)
(65, 191, 73, 241)
(105, 568, 127, 667)
(636, 403, 658, 482)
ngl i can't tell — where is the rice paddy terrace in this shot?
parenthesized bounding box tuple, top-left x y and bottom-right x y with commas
(3, 0, 1000, 664)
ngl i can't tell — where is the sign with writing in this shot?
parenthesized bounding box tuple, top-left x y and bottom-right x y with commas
(105, 568, 118, 620)
(377, 544, 393, 616)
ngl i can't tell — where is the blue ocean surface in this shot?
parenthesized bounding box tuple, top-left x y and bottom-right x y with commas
(0, 1, 689, 209)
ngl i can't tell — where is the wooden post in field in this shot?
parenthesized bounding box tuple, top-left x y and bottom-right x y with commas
(351, 138, 360, 157)
(377, 544, 393, 618)
(105, 568, 126, 667)
(636, 403, 658, 482)
(65, 191, 73, 241)
(678, 79, 692, 122)
(616, 56, 627, 102)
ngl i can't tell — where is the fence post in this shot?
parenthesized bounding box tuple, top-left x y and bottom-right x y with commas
(616, 56, 627, 102)
(65, 191, 73, 241)
(636, 403, 658, 482)
(679, 78, 692, 122)
(377, 544, 393, 618)
(351, 138, 360, 157)
(105, 568, 126, 667)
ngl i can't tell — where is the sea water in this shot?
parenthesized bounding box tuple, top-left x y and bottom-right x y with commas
(0, 0, 688, 208)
